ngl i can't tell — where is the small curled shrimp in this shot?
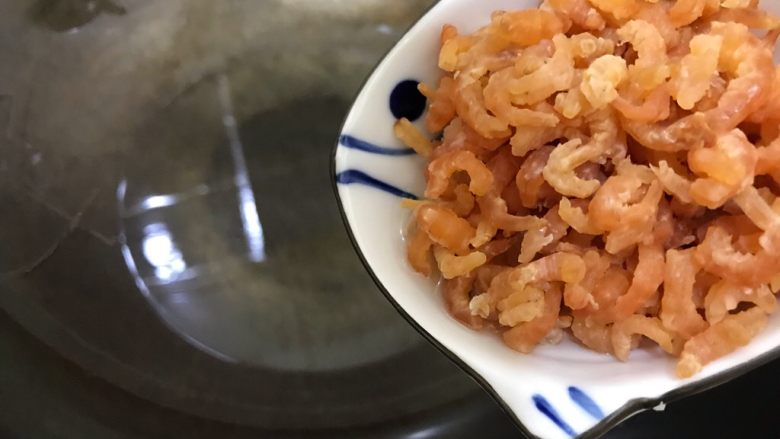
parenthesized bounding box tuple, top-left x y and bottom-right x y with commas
(544, 138, 607, 199)
(660, 249, 708, 339)
(633, 1, 680, 47)
(580, 54, 629, 109)
(651, 160, 693, 204)
(419, 76, 457, 133)
(442, 276, 484, 329)
(508, 252, 587, 292)
(407, 227, 434, 276)
(612, 83, 671, 123)
(571, 314, 612, 353)
(696, 225, 780, 286)
(484, 68, 561, 128)
(705, 22, 775, 131)
(509, 34, 577, 106)
(564, 249, 608, 310)
(487, 146, 522, 192)
(544, 0, 606, 31)
(588, 0, 641, 22)
(669, 0, 706, 27)
(478, 194, 548, 232)
(584, 265, 632, 325)
(497, 283, 546, 326)
(510, 123, 580, 157)
(502, 283, 563, 353)
(453, 73, 512, 139)
(470, 217, 498, 248)
(417, 205, 477, 255)
(570, 33, 616, 64)
(492, 9, 569, 47)
(516, 145, 555, 209)
(519, 206, 570, 264)
(704, 281, 777, 324)
(617, 19, 671, 90)
(590, 175, 663, 253)
(610, 243, 665, 323)
(604, 181, 663, 255)
(446, 184, 476, 217)
(558, 198, 602, 235)
(733, 185, 780, 235)
(433, 246, 487, 280)
(671, 34, 723, 110)
(426, 150, 495, 199)
(688, 129, 758, 209)
(394, 118, 433, 157)
(612, 315, 677, 361)
(438, 26, 474, 72)
(677, 307, 767, 378)
(431, 118, 507, 162)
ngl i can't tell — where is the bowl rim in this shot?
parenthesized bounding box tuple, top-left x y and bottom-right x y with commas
(329, 2, 780, 437)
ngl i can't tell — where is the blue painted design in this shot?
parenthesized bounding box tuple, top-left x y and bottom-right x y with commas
(533, 394, 576, 438)
(390, 79, 426, 121)
(339, 134, 415, 156)
(336, 170, 419, 200)
(568, 386, 605, 420)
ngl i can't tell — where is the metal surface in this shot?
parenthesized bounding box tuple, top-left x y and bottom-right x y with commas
(0, 1, 777, 438)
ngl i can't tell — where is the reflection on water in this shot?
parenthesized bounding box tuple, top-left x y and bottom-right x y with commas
(218, 74, 266, 263)
(115, 73, 422, 371)
(142, 223, 187, 282)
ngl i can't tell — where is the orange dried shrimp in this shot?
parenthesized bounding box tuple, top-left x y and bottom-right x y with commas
(399, 0, 780, 378)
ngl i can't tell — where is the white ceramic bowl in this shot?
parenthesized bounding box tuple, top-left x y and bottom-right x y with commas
(332, 1, 780, 438)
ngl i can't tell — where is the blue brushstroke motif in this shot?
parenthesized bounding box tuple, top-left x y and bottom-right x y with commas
(390, 79, 426, 121)
(568, 386, 605, 420)
(336, 170, 419, 200)
(533, 394, 576, 438)
(340, 134, 416, 156)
